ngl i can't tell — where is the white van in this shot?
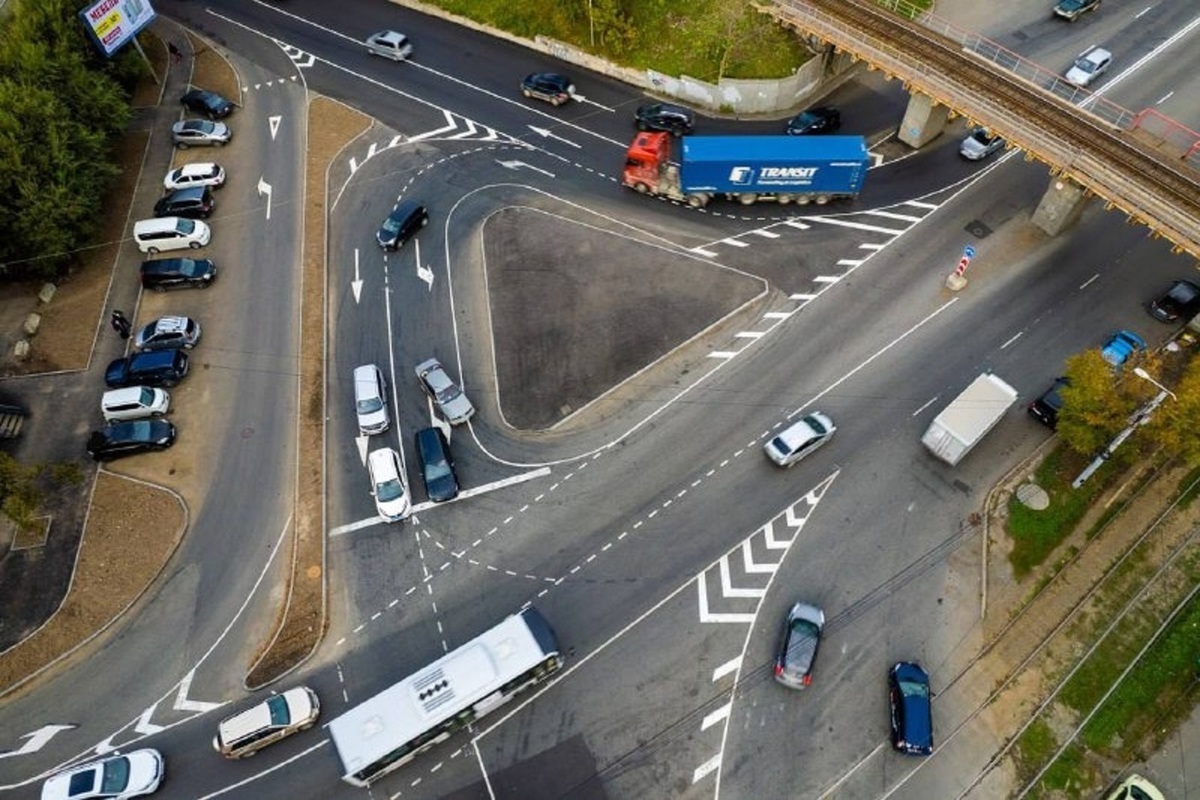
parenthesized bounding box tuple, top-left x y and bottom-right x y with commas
(133, 217, 211, 254)
(101, 386, 170, 421)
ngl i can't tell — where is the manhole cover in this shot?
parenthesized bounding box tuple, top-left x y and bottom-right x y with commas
(966, 220, 993, 238)
(1016, 482, 1050, 510)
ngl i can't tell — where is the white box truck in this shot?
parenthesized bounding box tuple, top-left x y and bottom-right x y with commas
(921, 372, 1019, 466)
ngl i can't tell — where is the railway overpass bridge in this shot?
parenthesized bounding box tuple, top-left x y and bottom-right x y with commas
(768, 0, 1200, 261)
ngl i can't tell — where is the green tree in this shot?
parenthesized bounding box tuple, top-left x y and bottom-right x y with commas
(0, 0, 133, 278)
(1142, 358, 1200, 465)
(1056, 351, 1140, 455)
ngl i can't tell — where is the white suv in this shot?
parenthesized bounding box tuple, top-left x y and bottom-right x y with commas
(353, 364, 389, 435)
(213, 687, 320, 758)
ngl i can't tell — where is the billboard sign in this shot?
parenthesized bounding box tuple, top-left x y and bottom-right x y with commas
(79, 0, 157, 59)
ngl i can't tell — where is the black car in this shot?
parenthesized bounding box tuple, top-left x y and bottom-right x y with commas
(785, 106, 841, 135)
(87, 419, 176, 461)
(415, 427, 459, 502)
(634, 103, 695, 136)
(105, 349, 189, 389)
(140, 258, 217, 291)
(181, 89, 235, 119)
(889, 661, 933, 755)
(520, 72, 574, 106)
(1054, 0, 1100, 21)
(376, 200, 428, 250)
(773, 602, 825, 689)
(1029, 377, 1070, 429)
(153, 186, 215, 219)
(1148, 279, 1200, 323)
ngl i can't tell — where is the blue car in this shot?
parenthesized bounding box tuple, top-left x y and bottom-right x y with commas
(1100, 330, 1146, 368)
(889, 662, 933, 755)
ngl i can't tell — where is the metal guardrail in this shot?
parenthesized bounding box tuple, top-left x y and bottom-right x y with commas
(769, 0, 1200, 259)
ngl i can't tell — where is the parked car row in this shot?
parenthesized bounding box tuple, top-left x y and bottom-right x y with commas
(41, 686, 320, 797)
(91, 317, 201, 460)
(90, 92, 235, 461)
(354, 358, 475, 521)
(1028, 326, 1151, 429)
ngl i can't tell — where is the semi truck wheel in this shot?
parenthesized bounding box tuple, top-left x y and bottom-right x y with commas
(815, 195, 830, 205)
(777, 194, 793, 205)
(738, 193, 757, 205)
(633, 182, 650, 194)
(686, 194, 708, 208)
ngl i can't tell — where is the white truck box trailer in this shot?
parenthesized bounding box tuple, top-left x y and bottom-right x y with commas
(921, 372, 1019, 466)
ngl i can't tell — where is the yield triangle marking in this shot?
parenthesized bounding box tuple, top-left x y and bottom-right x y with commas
(718, 556, 764, 599)
(741, 539, 775, 574)
(173, 668, 222, 713)
(696, 572, 755, 623)
(762, 520, 789, 550)
(134, 703, 164, 735)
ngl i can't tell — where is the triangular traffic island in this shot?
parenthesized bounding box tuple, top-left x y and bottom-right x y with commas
(483, 206, 764, 430)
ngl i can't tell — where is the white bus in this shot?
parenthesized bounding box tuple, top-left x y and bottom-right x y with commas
(327, 607, 563, 787)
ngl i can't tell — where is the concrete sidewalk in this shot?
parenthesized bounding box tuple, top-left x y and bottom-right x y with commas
(1137, 691, 1199, 798)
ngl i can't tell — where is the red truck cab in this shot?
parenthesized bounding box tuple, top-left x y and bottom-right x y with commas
(622, 131, 671, 194)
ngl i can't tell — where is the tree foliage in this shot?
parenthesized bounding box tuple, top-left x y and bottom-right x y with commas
(0, 0, 137, 280)
(1056, 350, 1140, 455)
(1142, 357, 1200, 465)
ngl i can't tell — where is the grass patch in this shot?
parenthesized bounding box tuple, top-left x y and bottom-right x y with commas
(426, 0, 810, 81)
(1017, 723, 1089, 798)
(1014, 718, 1057, 780)
(1036, 743, 1089, 797)
(1007, 446, 1119, 578)
(1177, 463, 1200, 509)
(1080, 592, 1200, 757)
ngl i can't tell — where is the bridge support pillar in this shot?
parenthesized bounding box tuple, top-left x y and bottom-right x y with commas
(1031, 177, 1089, 237)
(898, 93, 950, 149)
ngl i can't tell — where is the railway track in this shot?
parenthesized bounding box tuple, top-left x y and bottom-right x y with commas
(772, 0, 1200, 257)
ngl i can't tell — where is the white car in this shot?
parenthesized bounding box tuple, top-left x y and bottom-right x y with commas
(41, 749, 163, 799)
(163, 162, 225, 191)
(959, 127, 1005, 161)
(1064, 45, 1112, 87)
(763, 412, 836, 467)
(365, 30, 413, 61)
(1104, 774, 1164, 800)
(213, 686, 320, 758)
(353, 364, 389, 435)
(415, 357, 475, 425)
(367, 447, 410, 522)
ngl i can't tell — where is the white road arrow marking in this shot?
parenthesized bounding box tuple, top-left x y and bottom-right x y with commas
(268, 115, 281, 140)
(94, 734, 118, 756)
(257, 177, 273, 220)
(134, 702, 165, 736)
(351, 249, 363, 304)
(355, 435, 369, 466)
(527, 125, 581, 149)
(0, 724, 75, 759)
(173, 668, 222, 713)
(495, 159, 556, 178)
(569, 92, 613, 112)
(414, 240, 433, 290)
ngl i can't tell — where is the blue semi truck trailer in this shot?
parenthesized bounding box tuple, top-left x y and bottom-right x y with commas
(622, 131, 870, 208)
